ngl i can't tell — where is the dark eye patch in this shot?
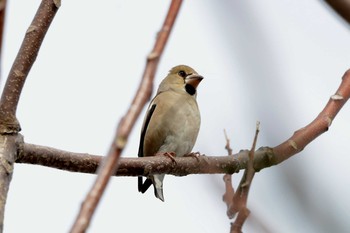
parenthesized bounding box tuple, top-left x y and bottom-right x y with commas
(178, 70, 186, 78)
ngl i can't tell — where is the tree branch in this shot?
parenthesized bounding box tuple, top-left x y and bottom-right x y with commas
(0, 0, 60, 133)
(16, 69, 350, 178)
(18, 143, 240, 176)
(0, 1, 59, 232)
(0, 0, 6, 71)
(0, 134, 22, 231)
(69, 1, 183, 232)
(325, 0, 350, 25)
(272, 69, 350, 165)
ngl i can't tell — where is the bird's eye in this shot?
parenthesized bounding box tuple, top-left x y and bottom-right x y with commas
(178, 70, 187, 78)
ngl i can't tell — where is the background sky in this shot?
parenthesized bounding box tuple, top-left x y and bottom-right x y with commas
(1, 0, 350, 232)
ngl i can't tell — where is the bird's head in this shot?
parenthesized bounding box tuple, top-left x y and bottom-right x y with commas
(158, 65, 204, 96)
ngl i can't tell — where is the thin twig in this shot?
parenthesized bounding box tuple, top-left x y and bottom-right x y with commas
(69, 1, 183, 232)
(230, 122, 259, 233)
(223, 130, 235, 218)
(224, 129, 233, 156)
(0, 0, 60, 133)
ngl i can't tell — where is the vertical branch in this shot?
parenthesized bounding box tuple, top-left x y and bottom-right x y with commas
(0, 0, 6, 67)
(0, 134, 22, 232)
(0, 0, 60, 133)
(69, 1, 183, 232)
(0, 1, 60, 232)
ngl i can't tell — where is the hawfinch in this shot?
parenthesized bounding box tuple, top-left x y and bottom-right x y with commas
(138, 65, 203, 201)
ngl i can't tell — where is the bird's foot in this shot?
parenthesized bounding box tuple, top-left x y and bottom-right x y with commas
(184, 151, 201, 161)
(155, 152, 177, 164)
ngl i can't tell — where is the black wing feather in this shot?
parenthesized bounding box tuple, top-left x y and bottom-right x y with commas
(138, 104, 156, 193)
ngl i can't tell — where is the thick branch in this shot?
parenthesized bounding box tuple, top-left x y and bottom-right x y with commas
(0, 0, 60, 133)
(69, 1, 183, 232)
(18, 143, 240, 176)
(0, 134, 23, 231)
(16, 69, 350, 177)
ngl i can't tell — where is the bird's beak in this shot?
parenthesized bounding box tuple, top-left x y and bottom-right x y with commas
(185, 74, 204, 89)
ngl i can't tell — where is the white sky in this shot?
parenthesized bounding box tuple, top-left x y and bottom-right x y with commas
(1, 1, 350, 232)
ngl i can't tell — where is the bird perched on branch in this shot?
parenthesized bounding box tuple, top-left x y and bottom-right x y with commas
(138, 65, 204, 201)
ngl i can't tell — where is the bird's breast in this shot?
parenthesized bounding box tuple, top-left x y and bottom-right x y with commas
(143, 91, 200, 157)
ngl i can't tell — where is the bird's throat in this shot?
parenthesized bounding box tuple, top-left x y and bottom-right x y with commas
(185, 84, 196, 95)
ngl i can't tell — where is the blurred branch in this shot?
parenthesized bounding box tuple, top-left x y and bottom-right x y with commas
(0, 0, 60, 133)
(0, 0, 6, 70)
(16, 69, 350, 176)
(69, 1, 183, 232)
(325, 0, 350, 25)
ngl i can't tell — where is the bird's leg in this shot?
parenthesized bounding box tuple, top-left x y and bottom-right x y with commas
(155, 152, 177, 164)
(184, 151, 201, 161)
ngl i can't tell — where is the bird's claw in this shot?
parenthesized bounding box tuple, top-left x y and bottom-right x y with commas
(184, 151, 201, 161)
(155, 152, 177, 164)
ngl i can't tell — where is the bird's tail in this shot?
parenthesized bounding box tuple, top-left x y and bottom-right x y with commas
(152, 174, 165, 202)
(138, 174, 165, 202)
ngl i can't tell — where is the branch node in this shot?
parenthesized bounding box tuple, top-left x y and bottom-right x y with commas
(288, 139, 298, 150)
(26, 25, 38, 34)
(115, 136, 127, 150)
(53, 0, 61, 8)
(147, 51, 159, 61)
(0, 157, 13, 174)
(325, 116, 333, 127)
(330, 93, 344, 100)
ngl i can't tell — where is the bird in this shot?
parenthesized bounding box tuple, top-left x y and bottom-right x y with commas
(138, 65, 203, 201)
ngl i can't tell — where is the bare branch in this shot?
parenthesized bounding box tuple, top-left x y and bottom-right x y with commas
(0, 134, 23, 231)
(230, 122, 259, 232)
(272, 69, 350, 164)
(0, 1, 59, 232)
(69, 1, 183, 232)
(222, 130, 235, 218)
(0, 0, 6, 68)
(325, 0, 350, 25)
(14, 70, 350, 182)
(18, 143, 240, 176)
(0, 0, 59, 133)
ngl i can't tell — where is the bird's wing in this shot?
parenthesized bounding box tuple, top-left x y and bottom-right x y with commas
(138, 103, 156, 158)
(138, 103, 156, 193)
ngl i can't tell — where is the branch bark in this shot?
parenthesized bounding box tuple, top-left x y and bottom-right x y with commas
(0, 0, 60, 133)
(16, 69, 350, 178)
(69, 1, 183, 232)
(0, 134, 22, 232)
(0, 1, 59, 232)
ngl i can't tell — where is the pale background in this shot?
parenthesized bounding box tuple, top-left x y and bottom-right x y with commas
(1, 0, 350, 232)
